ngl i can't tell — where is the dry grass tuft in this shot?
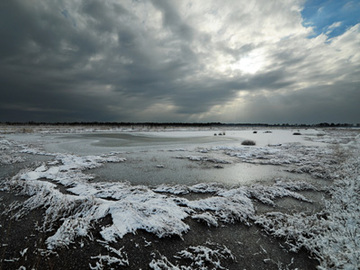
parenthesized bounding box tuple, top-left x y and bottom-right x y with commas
(241, 140, 256, 146)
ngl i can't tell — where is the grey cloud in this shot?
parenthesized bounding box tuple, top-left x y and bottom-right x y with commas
(218, 43, 256, 59)
(239, 82, 360, 124)
(150, 0, 194, 41)
(248, 70, 294, 90)
(80, 1, 128, 33)
(0, 1, 242, 122)
(0, 0, 359, 124)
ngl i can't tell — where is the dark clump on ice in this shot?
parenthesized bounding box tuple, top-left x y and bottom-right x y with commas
(241, 140, 256, 146)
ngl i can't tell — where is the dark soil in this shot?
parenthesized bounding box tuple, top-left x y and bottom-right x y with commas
(0, 189, 319, 270)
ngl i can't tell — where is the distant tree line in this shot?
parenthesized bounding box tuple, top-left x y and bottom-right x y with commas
(1, 121, 359, 128)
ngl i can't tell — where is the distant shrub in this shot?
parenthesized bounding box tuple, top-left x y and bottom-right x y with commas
(242, 140, 256, 146)
(264, 131, 272, 133)
(293, 132, 301, 135)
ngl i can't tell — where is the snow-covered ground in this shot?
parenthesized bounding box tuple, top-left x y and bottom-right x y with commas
(0, 126, 359, 269)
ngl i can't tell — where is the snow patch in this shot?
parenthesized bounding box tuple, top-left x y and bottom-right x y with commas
(255, 134, 360, 269)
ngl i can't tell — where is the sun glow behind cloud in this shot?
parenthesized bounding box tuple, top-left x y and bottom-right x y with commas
(231, 51, 266, 74)
(0, 0, 359, 123)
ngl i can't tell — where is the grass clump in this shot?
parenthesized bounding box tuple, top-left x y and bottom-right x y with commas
(241, 140, 256, 146)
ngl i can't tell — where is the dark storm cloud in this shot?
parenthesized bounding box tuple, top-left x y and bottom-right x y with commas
(240, 82, 360, 124)
(150, 0, 195, 41)
(0, 0, 359, 123)
(0, 1, 150, 121)
(0, 0, 208, 121)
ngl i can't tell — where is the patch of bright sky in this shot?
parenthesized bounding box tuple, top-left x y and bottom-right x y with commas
(231, 50, 265, 75)
(301, 0, 360, 39)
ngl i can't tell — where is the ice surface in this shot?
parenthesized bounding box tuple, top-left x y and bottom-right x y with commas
(1, 127, 359, 269)
(4, 146, 319, 250)
(4, 151, 322, 252)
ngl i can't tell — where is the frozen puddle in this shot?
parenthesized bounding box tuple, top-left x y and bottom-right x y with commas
(90, 154, 314, 187)
(1, 128, 359, 269)
(42, 130, 320, 186)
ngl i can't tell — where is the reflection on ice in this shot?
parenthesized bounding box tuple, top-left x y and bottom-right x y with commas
(91, 158, 313, 187)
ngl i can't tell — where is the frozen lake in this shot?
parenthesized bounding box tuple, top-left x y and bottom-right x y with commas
(29, 129, 320, 186)
(2, 126, 358, 269)
(41, 128, 322, 153)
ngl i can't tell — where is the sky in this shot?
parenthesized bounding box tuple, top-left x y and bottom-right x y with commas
(0, 0, 359, 124)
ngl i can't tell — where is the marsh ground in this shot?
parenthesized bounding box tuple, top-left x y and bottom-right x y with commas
(0, 126, 359, 269)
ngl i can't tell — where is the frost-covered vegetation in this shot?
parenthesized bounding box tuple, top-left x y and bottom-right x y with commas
(0, 127, 359, 269)
(211, 142, 339, 179)
(255, 135, 360, 269)
(4, 151, 316, 250)
(149, 242, 235, 270)
(0, 139, 25, 165)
